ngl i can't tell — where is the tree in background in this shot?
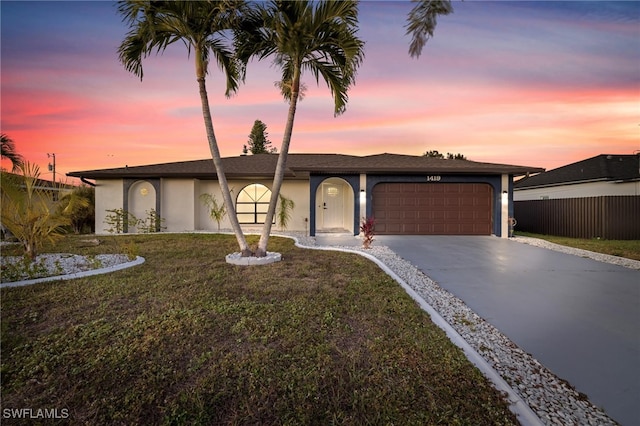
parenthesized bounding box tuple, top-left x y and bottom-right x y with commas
(244, 119, 277, 155)
(1, 133, 24, 172)
(447, 152, 467, 160)
(57, 185, 95, 234)
(235, 0, 365, 257)
(117, 0, 254, 257)
(405, 0, 453, 58)
(423, 150, 467, 160)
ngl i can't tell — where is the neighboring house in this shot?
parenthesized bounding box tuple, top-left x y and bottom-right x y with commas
(514, 154, 640, 200)
(1, 172, 76, 239)
(67, 153, 542, 238)
(1, 172, 75, 200)
(513, 154, 640, 239)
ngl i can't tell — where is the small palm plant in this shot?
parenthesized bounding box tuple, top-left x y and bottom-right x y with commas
(1, 163, 87, 260)
(276, 194, 295, 231)
(200, 193, 227, 231)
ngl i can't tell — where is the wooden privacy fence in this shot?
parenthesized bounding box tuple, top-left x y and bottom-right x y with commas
(514, 196, 640, 240)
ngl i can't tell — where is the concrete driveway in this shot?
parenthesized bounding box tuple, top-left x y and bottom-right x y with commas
(376, 235, 639, 426)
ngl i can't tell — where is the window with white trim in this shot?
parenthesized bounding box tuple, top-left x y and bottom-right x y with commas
(236, 183, 272, 224)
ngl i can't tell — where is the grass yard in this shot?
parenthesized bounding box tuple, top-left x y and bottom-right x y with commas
(1, 234, 517, 425)
(516, 232, 640, 261)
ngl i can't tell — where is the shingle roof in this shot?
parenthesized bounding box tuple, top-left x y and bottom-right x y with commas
(67, 153, 543, 180)
(3, 172, 76, 190)
(514, 154, 640, 189)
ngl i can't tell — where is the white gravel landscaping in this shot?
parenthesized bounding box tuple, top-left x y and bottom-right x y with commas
(291, 233, 621, 426)
(1, 247, 136, 286)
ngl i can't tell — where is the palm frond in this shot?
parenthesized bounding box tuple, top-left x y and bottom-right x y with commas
(116, 0, 242, 95)
(234, 0, 364, 115)
(0, 133, 24, 172)
(405, 0, 453, 58)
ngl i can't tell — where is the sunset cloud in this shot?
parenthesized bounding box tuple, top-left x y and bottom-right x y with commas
(1, 1, 638, 182)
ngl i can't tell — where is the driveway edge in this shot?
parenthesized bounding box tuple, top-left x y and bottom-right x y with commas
(290, 237, 543, 426)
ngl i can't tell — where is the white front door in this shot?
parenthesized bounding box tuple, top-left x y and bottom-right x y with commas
(321, 182, 344, 229)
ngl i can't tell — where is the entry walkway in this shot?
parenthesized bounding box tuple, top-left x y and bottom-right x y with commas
(374, 235, 639, 426)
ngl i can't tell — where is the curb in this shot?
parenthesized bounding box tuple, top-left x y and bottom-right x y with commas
(0, 256, 146, 288)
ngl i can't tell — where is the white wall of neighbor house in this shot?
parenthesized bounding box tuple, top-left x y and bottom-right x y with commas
(95, 179, 123, 234)
(514, 180, 640, 201)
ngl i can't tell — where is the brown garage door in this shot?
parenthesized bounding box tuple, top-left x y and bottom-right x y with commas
(372, 183, 493, 235)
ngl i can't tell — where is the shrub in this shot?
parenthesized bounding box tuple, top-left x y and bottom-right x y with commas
(360, 216, 375, 249)
(137, 209, 166, 233)
(104, 208, 137, 234)
(0, 163, 81, 260)
(57, 185, 95, 234)
(200, 193, 226, 231)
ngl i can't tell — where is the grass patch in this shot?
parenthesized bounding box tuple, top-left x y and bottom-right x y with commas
(516, 232, 640, 261)
(1, 234, 517, 425)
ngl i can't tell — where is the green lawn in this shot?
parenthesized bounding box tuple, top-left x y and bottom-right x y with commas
(515, 232, 640, 261)
(1, 234, 517, 425)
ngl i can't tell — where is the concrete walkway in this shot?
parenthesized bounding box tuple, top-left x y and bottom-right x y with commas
(373, 235, 639, 426)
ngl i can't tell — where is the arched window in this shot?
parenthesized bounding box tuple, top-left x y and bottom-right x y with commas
(236, 184, 272, 224)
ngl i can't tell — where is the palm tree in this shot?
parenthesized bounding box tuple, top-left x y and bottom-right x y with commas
(236, 0, 364, 257)
(405, 0, 453, 58)
(117, 0, 253, 256)
(1, 133, 24, 172)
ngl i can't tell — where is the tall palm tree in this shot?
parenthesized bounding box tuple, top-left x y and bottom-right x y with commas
(1, 133, 24, 172)
(405, 0, 453, 58)
(236, 0, 365, 257)
(117, 0, 253, 256)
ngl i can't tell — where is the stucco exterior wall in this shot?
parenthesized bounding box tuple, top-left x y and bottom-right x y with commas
(277, 180, 311, 233)
(161, 179, 195, 232)
(514, 181, 640, 201)
(95, 179, 123, 234)
(195, 179, 311, 233)
(195, 180, 225, 231)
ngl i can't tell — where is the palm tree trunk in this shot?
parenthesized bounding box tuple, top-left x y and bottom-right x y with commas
(255, 68, 301, 257)
(197, 76, 252, 256)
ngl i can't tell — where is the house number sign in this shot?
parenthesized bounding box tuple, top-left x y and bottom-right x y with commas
(426, 175, 442, 182)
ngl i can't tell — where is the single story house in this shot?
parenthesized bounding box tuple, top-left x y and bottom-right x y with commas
(68, 153, 543, 238)
(514, 154, 640, 200)
(513, 154, 640, 239)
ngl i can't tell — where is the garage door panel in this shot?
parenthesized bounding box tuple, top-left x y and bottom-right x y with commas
(373, 183, 493, 235)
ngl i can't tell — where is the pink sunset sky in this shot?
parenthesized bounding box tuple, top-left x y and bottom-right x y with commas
(1, 1, 639, 184)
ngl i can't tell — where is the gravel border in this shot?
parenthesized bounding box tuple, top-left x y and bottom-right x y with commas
(0, 254, 144, 288)
(288, 233, 619, 426)
(1, 233, 627, 424)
